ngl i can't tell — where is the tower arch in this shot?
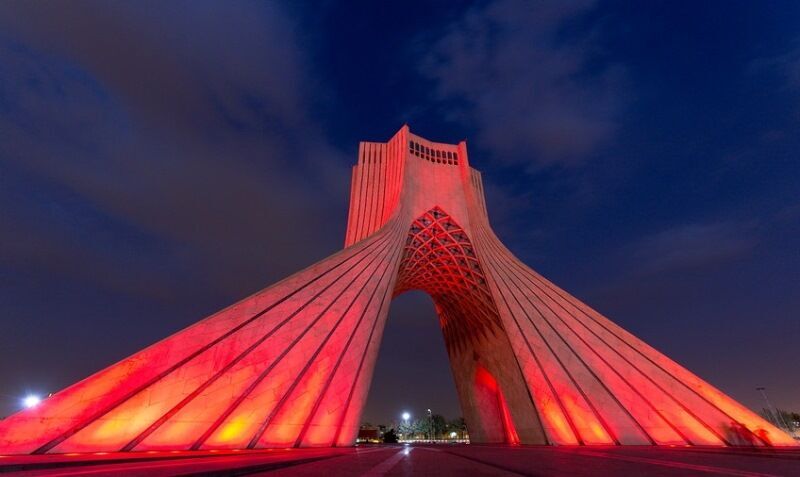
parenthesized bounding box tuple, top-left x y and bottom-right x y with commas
(0, 125, 793, 454)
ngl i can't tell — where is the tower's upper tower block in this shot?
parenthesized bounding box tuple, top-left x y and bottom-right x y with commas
(345, 125, 489, 246)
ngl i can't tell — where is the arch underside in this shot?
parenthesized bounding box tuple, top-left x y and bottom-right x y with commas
(394, 206, 542, 444)
(0, 207, 793, 455)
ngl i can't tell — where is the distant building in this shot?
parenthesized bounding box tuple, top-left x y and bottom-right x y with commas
(356, 425, 382, 444)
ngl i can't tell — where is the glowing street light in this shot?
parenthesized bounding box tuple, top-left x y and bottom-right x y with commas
(23, 394, 41, 409)
(402, 411, 411, 422)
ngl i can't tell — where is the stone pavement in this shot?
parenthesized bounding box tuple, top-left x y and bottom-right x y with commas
(1, 444, 799, 476)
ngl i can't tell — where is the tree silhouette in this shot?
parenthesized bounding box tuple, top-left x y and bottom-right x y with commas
(383, 428, 398, 444)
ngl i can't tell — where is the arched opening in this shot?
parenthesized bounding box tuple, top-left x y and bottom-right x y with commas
(372, 206, 530, 444)
(362, 291, 461, 440)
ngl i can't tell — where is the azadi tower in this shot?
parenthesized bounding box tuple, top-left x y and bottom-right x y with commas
(0, 126, 794, 454)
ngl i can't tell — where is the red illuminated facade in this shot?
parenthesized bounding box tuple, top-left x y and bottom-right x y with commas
(0, 126, 794, 454)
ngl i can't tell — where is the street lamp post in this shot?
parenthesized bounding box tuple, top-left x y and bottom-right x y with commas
(427, 408, 433, 442)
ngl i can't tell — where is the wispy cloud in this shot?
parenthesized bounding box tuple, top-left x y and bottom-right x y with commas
(0, 2, 350, 298)
(750, 39, 800, 91)
(420, 0, 627, 168)
(631, 221, 759, 275)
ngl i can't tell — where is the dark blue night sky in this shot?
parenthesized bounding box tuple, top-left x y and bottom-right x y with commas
(0, 1, 798, 423)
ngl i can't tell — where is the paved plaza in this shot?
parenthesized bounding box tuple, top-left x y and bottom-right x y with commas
(1, 444, 799, 476)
